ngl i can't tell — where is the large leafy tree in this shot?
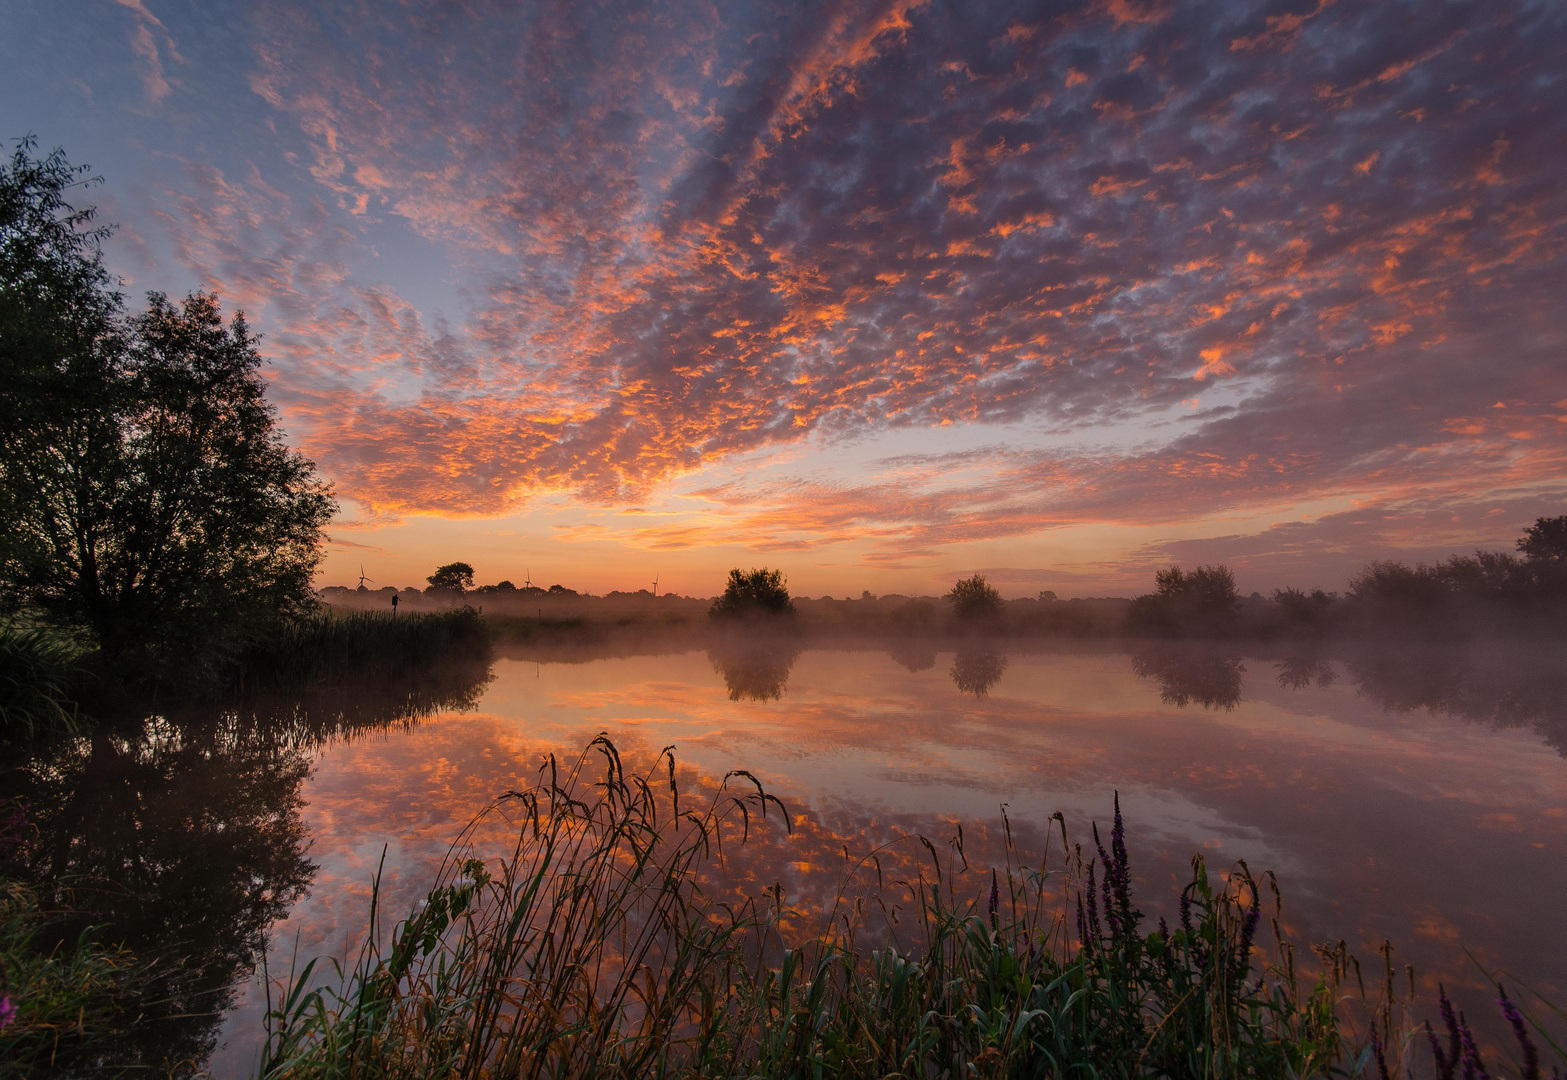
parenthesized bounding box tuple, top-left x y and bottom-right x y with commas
(1, 141, 335, 679)
(426, 562, 476, 594)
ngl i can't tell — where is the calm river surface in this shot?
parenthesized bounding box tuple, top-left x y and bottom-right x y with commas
(168, 641, 1565, 1073)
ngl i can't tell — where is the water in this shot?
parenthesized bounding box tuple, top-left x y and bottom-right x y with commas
(11, 640, 1566, 1074)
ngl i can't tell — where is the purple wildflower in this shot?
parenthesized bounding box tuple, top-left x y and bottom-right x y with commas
(1458, 1010, 1490, 1080)
(1111, 793, 1132, 921)
(1498, 985, 1540, 1080)
(1233, 883, 1261, 984)
(1372, 1031, 1392, 1080)
(1093, 823, 1118, 939)
(1084, 862, 1103, 945)
(1429, 1020, 1456, 1080)
(1431, 986, 1489, 1080)
(0, 995, 13, 1030)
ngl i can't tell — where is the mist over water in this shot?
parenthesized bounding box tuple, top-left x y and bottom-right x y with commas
(9, 633, 1562, 1075)
(158, 639, 1567, 1075)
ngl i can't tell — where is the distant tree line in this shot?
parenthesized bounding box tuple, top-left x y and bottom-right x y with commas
(1130, 516, 1567, 640)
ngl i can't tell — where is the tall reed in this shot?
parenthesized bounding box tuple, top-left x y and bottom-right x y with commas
(255, 735, 1559, 1080)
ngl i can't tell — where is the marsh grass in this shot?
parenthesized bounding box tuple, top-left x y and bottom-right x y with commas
(253, 735, 1545, 1080)
(238, 608, 490, 694)
(0, 832, 151, 1078)
(0, 625, 85, 740)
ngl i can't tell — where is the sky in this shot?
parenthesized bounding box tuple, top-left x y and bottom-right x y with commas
(3, 0, 1565, 598)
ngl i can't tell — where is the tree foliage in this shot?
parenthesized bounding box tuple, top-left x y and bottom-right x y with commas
(709, 568, 794, 619)
(1518, 515, 1567, 563)
(946, 573, 1003, 621)
(1130, 564, 1240, 636)
(0, 142, 335, 682)
(426, 562, 476, 594)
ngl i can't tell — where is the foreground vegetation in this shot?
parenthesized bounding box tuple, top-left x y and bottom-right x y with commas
(257, 738, 1563, 1080)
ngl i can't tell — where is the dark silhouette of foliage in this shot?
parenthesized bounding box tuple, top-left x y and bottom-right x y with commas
(2, 144, 335, 684)
(1272, 586, 1336, 629)
(426, 562, 476, 594)
(1518, 515, 1567, 563)
(1344, 541, 1567, 638)
(1130, 564, 1240, 636)
(946, 573, 1002, 621)
(709, 567, 794, 619)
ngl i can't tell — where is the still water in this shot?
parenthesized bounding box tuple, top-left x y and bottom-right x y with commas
(16, 640, 1567, 1074)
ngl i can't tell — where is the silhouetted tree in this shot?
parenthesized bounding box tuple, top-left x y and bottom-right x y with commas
(947, 574, 1003, 621)
(1518, 516, 1567, 563)
(1130, 564, 1239, 636)
(1273, 586, 1336, 631)
(2, 144, 335, 682)
(710, 568, 794, 619)
(426, 562, 475, 594)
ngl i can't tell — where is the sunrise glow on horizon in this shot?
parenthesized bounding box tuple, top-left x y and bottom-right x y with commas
(4, 0, 1564, 598)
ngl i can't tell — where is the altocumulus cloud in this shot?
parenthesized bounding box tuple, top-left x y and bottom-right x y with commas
(135, 0, 1567, 545)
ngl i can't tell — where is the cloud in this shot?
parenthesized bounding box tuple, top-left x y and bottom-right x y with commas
(113, 0, 180, 102)
(138, 0, 1566, 568)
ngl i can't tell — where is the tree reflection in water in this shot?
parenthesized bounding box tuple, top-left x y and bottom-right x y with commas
(1345, 642, 1567, 755)
(708, 642, 803, 701)
(1131, 645, 1245, 710)
(0, 655, 493, 1075)
(950, 649, 1007, 697)
(1274, 653, 1338, 691)
(886, 641, 937, 672)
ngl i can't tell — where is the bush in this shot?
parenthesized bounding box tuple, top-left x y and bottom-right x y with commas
(1130, 564, 1239, 636)
(709, 568, 795, 620)
(946, 574, 1002, 621)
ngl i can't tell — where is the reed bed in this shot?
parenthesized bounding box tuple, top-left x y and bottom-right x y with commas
(238, 608, 490, 694)
(254, 736, 1562, 1079)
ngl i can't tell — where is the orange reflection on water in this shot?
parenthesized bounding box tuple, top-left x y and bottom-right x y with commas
(213, 644, 1567, 1073)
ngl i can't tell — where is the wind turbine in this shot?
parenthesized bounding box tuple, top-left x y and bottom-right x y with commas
(651, 575, 658, 598)
(358, 564, 373, 589)
(524, 568, 533, 590)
